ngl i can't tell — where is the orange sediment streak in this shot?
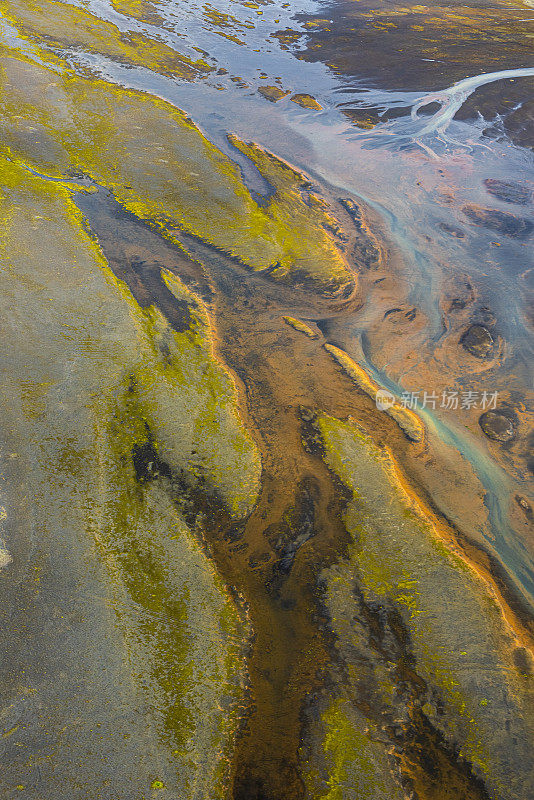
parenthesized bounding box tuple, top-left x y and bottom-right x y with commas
(324, 343, 425, 442)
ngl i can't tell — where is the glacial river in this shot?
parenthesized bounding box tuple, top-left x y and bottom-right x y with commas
(0, 1, 533, 799)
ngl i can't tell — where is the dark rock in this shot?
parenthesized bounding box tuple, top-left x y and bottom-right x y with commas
(483, 179, 532, 206)
(476, 307, 497, 327)
(479, 411, 516, 442)
(515, 494, 533, 521)
(269, 478, 320, 579)
(446, 280, 475, 312)
(66, 167, 87, 180)
(132, 441, 172, 482)
(460, 325, 495, 358)
(439, 222, 465, 238)
(299, 406, 316, 422)
(462, 204, 533, 238)
(224, 524, 246, 543)
(384, 307, 403, 319)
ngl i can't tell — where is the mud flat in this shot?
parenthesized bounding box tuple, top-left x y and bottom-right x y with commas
(290, 0, 534, 146)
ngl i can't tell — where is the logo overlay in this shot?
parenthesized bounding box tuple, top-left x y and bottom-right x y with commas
(376, 389, 396, 411)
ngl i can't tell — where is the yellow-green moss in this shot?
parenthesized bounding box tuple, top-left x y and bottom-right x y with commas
(0, 0, 212, 78)
(282, 315, 319, 339)
(229, 136, 354, 292)
(0, 37, 355, 294)
(92, 381, 246, 797)
(290, 93, 323, 110)
(314, 414, 534, 789)
(257, 85, 290, 102)
(114, 268, 261, 518)
(0, 153, 253, 795)
(321, 701, 387, 800)
(109, 0, 166, 26)
(303, 697, 405, 800)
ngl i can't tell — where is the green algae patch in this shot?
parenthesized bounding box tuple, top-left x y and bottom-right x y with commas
(0, 154, 253, 796)
(315, 414, 534, 799)
(0, 40, 356, 296)
(0, 0, 212, 78)
(282, 315, 319, 339)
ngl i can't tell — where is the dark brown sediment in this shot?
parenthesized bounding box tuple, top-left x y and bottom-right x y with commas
(74, 182, 533, 800)
(291, 0, 534, 90)
(286, 0, 534, 147)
